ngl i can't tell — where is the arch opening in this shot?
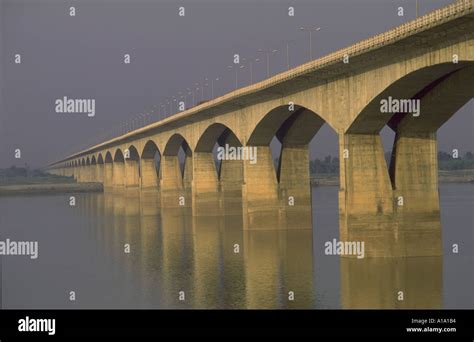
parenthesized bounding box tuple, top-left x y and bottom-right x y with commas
(245, 104, 332, 230)
(163, 134, 192, 180)
(195, 123, 242, 181)
(141, 140, 161, 188)
(125, 145, 140, 187)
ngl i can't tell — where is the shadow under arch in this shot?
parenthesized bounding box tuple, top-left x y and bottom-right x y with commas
(141, 140, 161, 189)
(193, 123, 244, 216)
(95, 153, 104, 183)
(161, 134, 193, 208)
(124, 145, 140, 188)
(244, 104, 332, 230)
(112, 149, 125, 187)
(340, 62, 474, 257)
(103, 151, 114, 188)
(347, 62, 473, 134)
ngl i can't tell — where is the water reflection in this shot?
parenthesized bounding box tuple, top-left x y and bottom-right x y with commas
(88, 189, 316, 308)
(74, 188, 448, 309)
(340, 257, 442, 309)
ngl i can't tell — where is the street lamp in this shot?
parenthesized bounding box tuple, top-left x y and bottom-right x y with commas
(257, 48, 278, 78)
(299, 26, 321, 60)
(210, 77, 219, 98)
(172, 97, 177, 114)
(285, 40, 295, 70)
(160, 104, 166, 119)
(165, 99, 171, 116)
(240, 58, 259, 84)
(227, 65, 239, 90)
(186, 88, 193, 107)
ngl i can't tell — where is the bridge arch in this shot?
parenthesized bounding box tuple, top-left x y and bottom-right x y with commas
(112, 149, 125, 187)
(91, 156, 96, 165)
(103, 151, 114, 186)
(105, 151, 113, 163)
(161, 134, 192, 205)
(338, 62, 474, 257)
(193, 123, 244, 212)
(244, 104, 333, 229)
(124, 145, 140, 187)
(348, 62, 474, 134)
(97, 153, 104, 164)
(195, 123, 242, 179)
(141, 140, 161, 188)
(163, 133, 192, 179)
(247, 104, 328, 183)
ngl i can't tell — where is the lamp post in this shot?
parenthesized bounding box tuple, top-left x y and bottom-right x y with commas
(299, 26, 321, 60)
(240, 58, 259, 84)
(166, 99, 171, 116)
(172, 97, 177, 113)
(285, 40, 295, 70)
(227, 65, 239, 90)
(160, 104, 165, 119)
(210, 77, 219, 98)
(257, 48, 278, 78)
(186, 88, 193, 107)
(194, 83, 202, 103)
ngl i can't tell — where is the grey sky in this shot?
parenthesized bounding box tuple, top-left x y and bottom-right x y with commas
(0, 0, 472, 168)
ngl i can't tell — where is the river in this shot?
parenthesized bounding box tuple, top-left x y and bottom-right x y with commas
(0, 184, 472, 309)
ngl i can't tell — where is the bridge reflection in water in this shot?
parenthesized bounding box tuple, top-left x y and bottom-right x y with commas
(76, 188, 443, 309)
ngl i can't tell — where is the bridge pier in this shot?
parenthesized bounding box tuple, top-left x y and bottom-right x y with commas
(95, 164, 104, 183)
(390, 130, 442, 256)
(72, 167, 77, 181)
(79, 166, 86, 182)
(124, 159, 140, 188)
(192, 152, 220, 215)
(278, 144, 312, 229)
(140, 158, 159, 189)
(219, 158, 243, 215)
(339, 133, 397, 257)
(242, 146, 282, 230)
(160, 155, 189, 208)
(104, 162, 114, 189)
(338, 131, 443, 257)
(113, 161, 125, 188)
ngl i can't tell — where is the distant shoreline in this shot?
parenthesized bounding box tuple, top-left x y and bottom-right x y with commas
(311, 169, 474, 186)
(0, 182, 103, 195)
(0, 170, 472, 195)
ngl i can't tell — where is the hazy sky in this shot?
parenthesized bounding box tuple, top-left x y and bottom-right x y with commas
(0, 0, 472, 168)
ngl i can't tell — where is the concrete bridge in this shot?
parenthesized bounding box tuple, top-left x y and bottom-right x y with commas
(48, 1, 474, 257)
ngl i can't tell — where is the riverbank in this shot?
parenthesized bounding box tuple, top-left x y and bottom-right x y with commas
(0, 182, 103, 195)
(0, 169, 472, 194)
(311, 169, 474, 186)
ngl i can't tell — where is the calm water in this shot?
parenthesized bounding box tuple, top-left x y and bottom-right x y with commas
(0, 184, 472, 309)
